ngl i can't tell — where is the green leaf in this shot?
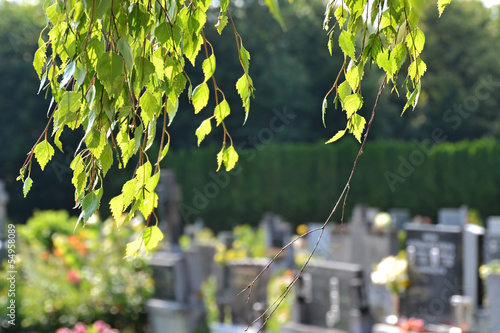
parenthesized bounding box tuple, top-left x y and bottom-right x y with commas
(338, 81, 352, 103)
(391, 42, 407, 70)
(339, 31, 356, 60)
(345, 64, 363, 91)
(215, 14, 228, 34)
(325, 130, 346, 144)
(125, 238, 143, 258)
(236, 74, 254, 123)
(138, 188, 158, 219)
(158, 139, 170, 164)
(222, 145, 239, 171)
(85, 128, 106, 159)
(216, 145, 224, 172)
(33, 45, 46, 79)
(214, 100, 230, 126)
(34, 140, 55, 171)
(139, 90, 159, 126)
(334, 5, 348, 27)
(122, 179, 137, 208)
(405, 28, 425, 57)
(23, 177, 33, 198)
(71, 154, 86, 199)
(118, 38, 134, 72)
(438, 0, 452, 17)
(143, 226, 164, 251)
(110, 194, 124, 226)
(343, 93, 363, 118)
(195, 118, 212, 146)
(192, 82, 210, 114)
(96, 51, 124, 97)
(167, 98, 179, 126)
(202, 54, 216, 82)
(322, 98, 328, 127)
(133, 56, 155, 93)
(184, 33, 203, 66)
(376, 49, 396, 77)
(349, 113, 366, 143)
(81, 191, 99, 223)
(263, 0, 286, 30)
(402, 82, 421, 115)
(239, 44, 251, 72)
(408, 58, 427, 82)
(99, 143, 113, 176)
(55, 91, 81, 128)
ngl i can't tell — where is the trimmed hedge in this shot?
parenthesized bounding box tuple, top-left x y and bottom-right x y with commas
(163, 139, 500, 231)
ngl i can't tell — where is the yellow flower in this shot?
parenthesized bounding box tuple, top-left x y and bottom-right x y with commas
(296, 224, 308, 235)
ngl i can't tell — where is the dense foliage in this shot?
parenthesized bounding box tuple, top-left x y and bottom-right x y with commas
(164, 138, 500, 230)
(0, 211, 153, 332)
(12, 0, 456, 254)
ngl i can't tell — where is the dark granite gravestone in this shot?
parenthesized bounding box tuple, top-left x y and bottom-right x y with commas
(404, 223, 463, 325)
(228, 258, 271, 326)
(293, 260, 365, 331)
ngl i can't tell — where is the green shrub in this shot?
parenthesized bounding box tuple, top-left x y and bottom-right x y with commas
(1, 211, 153, 333)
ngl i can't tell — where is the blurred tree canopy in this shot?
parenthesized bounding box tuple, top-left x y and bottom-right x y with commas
(2, 0, 500, 224)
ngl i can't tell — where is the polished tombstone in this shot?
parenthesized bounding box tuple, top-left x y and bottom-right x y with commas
(228, 258, 271, 327)
(156, 169, 183, 246)
(404, 223, 463, 325)
(292, 260, 368, 332)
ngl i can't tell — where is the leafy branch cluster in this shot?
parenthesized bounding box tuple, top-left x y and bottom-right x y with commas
(322, 0, 451, 143)
(18, 0, 256, 256)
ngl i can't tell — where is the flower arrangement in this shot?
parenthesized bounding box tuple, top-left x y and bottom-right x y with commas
(479, 259, 500, 280)
(56, 320, 120, 333)
(371, 251, 410, 295)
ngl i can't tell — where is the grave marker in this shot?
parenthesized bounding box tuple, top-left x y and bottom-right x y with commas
(228, 258, 271, 326)
(404, 223, 463, 325)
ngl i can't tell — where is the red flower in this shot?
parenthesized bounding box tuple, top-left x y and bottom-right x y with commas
(67, 269, 81, 285)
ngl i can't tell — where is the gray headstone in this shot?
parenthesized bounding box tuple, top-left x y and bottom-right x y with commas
(293, 260, 364, 331)
(307, 223, 332, 259)
(484, 217, 500, 268)
(228, 258, 271, 326)
(486, 274, 500, 333)
(487, 216, 500, 233)
(157, 170, 183, 246)
(404, 223, 463, 324)
(149, 252, 190, 303)
(438, 206, 467, 227)
(463, 224, 485, 310)
(388, 208, 410, 231)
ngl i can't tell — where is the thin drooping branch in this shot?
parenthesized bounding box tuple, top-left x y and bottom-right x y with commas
(241, 75, 388, 332)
